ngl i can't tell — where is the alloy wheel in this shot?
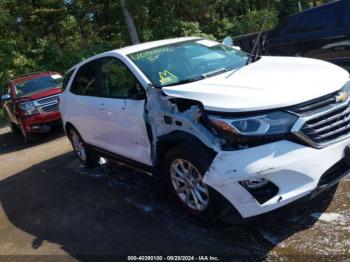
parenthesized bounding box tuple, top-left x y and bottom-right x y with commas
(170, 158, 209, 211)
(71, 130, 87, 162)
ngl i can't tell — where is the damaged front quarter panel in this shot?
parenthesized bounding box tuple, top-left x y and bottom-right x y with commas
(144, 86, 223, 164)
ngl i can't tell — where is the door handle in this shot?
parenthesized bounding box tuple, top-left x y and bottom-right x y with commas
(98, 103, 105, 110)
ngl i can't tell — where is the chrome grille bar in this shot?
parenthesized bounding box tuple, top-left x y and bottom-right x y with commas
(304, 106, 350, 129)
(305, 115, 350, 135)
(34, 94, 60, 114)
(291, 88, 350, 148)
(313, 123, 350, 141)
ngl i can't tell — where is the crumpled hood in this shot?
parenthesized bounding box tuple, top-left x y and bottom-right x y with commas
(162, 56, 349, 112)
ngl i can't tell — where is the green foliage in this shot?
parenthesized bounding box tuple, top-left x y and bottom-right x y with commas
(0, 109, 4, 122)
(0, 0, 331, 83)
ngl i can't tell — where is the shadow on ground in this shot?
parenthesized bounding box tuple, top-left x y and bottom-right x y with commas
(0, 126, 65, 155)
(0, 152, 337, 260)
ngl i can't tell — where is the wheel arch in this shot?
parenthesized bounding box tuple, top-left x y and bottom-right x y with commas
(155, 130, 217, 171)
(64, 121, 75, 136)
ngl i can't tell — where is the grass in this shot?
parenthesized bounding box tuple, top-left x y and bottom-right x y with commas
(0, 110, 5, 127)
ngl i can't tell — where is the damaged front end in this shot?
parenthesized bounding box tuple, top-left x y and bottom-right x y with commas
(144, 86, 223, 164)
(143, 85, 347, 220)
(144, 85, 287, 219)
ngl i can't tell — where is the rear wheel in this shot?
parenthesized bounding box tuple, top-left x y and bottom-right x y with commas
(69, 127, 99, 167)
(164, 143, 225, 221)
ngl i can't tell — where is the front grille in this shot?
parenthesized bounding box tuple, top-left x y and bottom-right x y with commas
(301, 104, 350, 145)
(33, 94, 60, 114)
(41, 103, 59, 113)
(291, 89, 350, 147)
(36, 94, 60, 106)
(292, 92, 337, 116)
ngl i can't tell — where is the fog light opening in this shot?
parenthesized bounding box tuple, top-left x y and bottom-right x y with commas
(239, 179, 279, 205)
(241, 177, 268, 189)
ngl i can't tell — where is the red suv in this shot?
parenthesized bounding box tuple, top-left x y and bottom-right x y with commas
(1, 72, 63, 142)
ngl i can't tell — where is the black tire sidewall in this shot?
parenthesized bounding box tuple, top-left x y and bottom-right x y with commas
(164, 143, 224, 221)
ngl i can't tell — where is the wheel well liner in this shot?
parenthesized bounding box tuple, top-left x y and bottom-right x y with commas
(155, 130, 217, 169)
(64, 122, 74, 135)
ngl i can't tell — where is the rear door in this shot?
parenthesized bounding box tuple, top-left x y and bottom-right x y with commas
(68, 60, 99, 144)
(91, 56, 152, 165)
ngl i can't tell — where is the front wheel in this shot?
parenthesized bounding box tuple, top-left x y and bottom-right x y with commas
(5, 114, 21, 135)
(69, 127, 99, 167)
(164, 143, 225, 221)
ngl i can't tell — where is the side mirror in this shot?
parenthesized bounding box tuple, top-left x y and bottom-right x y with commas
(1, 94, 11, 101)
(223, 36, 234, 46)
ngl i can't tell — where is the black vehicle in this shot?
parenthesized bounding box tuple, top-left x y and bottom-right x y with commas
(264, 0, 350, 71)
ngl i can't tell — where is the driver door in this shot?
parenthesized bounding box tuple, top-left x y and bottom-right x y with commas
(92, 56, 152, 166)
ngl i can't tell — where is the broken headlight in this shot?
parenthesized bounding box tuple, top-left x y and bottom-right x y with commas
(208, 111, 298, 136)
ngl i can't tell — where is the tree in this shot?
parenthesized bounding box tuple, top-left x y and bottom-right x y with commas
(0, 0, 331, 86)
(120, 0, 140, 44)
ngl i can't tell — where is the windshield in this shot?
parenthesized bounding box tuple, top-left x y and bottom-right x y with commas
(128, 39, 248, 87)
(14, 74, 63, 97)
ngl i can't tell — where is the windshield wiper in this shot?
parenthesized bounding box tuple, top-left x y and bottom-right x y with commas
(201, 68, 228, 78)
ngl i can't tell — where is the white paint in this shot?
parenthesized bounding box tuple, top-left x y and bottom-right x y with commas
(90, 96, 152, 165)
(162, 56, 349, 112)
(203, 137, 350, 218)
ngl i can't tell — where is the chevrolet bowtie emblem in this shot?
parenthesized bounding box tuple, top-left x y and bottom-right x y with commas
(335, 91, 348, 103)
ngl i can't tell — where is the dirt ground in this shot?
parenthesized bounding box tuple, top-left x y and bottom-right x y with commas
(0, 124, 350, 261)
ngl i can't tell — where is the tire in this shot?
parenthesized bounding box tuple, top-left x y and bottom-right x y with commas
(68, 127, 99, 167)
(163, 143, 224, 221)
(23, 133, 36, 143)
(5, 115, 21, 135)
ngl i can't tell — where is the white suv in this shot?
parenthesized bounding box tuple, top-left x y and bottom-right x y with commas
(60, 37, 350, 222)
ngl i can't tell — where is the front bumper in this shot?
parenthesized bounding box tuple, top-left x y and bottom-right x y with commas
(203, 138, 350, 218)
(20, 112, 62, 134)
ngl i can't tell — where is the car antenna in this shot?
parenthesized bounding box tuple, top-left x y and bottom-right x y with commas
(246, 1, 271, 65)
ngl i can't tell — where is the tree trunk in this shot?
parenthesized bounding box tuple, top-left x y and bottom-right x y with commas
(76, 18, 88, 49)
(120, 0, 140, 44)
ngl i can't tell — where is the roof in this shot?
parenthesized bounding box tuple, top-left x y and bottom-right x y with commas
(116, 37, 201, 55)
(66, 37, 202, 73)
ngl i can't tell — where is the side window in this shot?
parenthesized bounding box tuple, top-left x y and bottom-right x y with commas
(99, 57, 139, 98)
(62, 69, 74, 91)
(286, 3, 343, 34)
(70, 61, 98, 96)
